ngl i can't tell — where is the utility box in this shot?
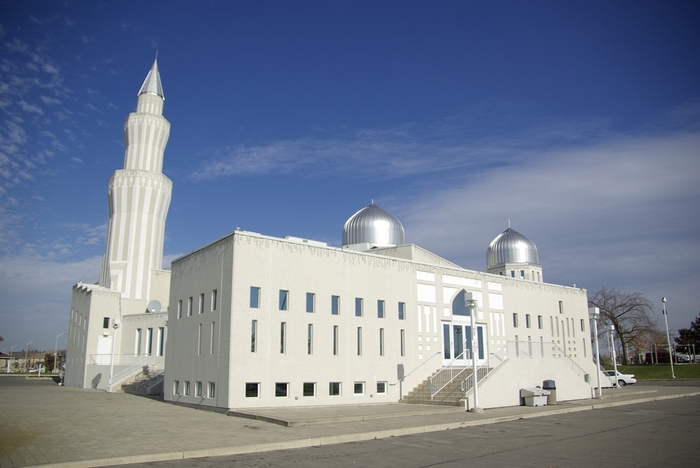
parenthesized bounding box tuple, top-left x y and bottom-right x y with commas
(520, 387, 550, 407)
(542, 380, 557, 405)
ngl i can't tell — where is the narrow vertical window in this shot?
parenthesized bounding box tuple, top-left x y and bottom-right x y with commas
(307, 324, 313, 354)
(184, 381, 190, 396)
(197, 323, 202, 355)
(146, 327, 153, 355)
(333, 325, 339, 355)
(355, 298, 363, 317)
(173, 380, 180, 395)
(512, 313, 518, 327)
(398, 302, 405, 320)
(331, 295, 340, 315)
(580, 318, 585, 332)
(279, 290, 289, 311)
(537, 315, 543, 330)
(210, 321, 215, 354)
(520, 270, 525, 279)
(400, 329, 405, 357)
(379, 328, 385, 356)
(357, 327, 362, 356)
(583, 338, 587, 357)
(377, 300, 385, 318)
(177, 300, 182, 319)
(157, 327, 165, 356)
(211, 289, 217, 311)
(199, 293, 204, 314)
(187, 297, 193, 316)
(195, 381, 202, 397)
(525, 314, 531, 329)
(280, 322, 286, 353)
(559, 301, 564, 314)
(250, 287, 260, 308)
(207, 381, 215, 398)
(135, 328, 142, 356)
(306, 293, 315, 313)
(103, 317, 110, 329)
(251, 320, 257, 352)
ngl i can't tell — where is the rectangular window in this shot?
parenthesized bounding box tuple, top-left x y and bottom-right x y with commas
(280, 322, 286, 353)
(173, 380, 180, 395)
(559, 301, 564, 314)
(187, 297, 193, 317)
(135, 328, 142, 356)
(580, 319, 585, 332)
(354, 382, 364, 395)
(275, 382, 288, 397)
(146, 327, 153, 355)
(306, 293, 315, 313)
(377, 300, 385, 318)
(251, 320, 257, 352)
(512, 313, 518, 328)
(199, 293, 205, 314)
(245, 382, 259, 398)
(379, 328, 385, 356)
(333, 325, 339, 355)
(197, 324, 202, 355)
(307, 323, 313, 355)
(355, 297, 363, 317)
(525, 314, 531, 329)
(195, 381, 202, 397)
(537, 315, 543, 330)
(210, 322, 215, 354)
(250, 287, 260, 308)
(184, 381, 191, 396)
(103, 317, 110, 329)
(157, 327, 165, 357)
(303, 382, 315, 397)
(207, 382, 215, 398)
(357, 327, 362, 356)
(211, 289, 217, 311)
(510, 270, 515, 278)
(400, 329, 405, 357)
(398, 302, 405, 320)
(329, 382, 341, 396)
(520, 270, 525, 279)
(279, 290, 289, 310)
(331, 295, 340, 315)
(177, 300, 182, 319)
(377, 382, 387, 394)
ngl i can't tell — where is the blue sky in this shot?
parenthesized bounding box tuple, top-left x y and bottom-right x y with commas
(1, 0, 699, 351)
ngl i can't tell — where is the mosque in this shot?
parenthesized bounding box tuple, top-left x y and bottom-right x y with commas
(65, 60, 607, 410)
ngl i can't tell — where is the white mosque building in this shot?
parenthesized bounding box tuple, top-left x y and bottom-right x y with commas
(66, 60, 607, 410)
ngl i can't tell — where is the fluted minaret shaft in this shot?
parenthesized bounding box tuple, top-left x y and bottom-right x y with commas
(99, 59, 172, 300)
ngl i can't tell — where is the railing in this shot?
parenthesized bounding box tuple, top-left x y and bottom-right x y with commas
(505, 340, 591, 381)
(107, 354, 164, 391)
(461, 351, 508, 395)
(89, 353, 161, 366)
(429, 351, 472, 399)
(390, 351, 442, 399)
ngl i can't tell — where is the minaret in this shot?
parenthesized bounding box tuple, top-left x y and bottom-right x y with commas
(99, 58, 172, 300)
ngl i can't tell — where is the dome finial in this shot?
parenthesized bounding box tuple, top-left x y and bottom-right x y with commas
(138, 55, 165, 100)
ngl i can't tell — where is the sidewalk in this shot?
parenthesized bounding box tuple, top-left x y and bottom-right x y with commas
(1, 376, 699, 468)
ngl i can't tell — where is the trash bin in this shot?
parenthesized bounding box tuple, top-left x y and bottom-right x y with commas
(520, 387, 550, 407)
(543, 380, 556, 405)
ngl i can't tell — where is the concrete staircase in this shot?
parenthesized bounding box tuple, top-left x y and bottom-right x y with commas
(400, 367, 470, 406)
(120, 366, 164, 396)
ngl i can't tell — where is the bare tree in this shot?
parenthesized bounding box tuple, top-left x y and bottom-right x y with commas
(588, 287, 657, 365)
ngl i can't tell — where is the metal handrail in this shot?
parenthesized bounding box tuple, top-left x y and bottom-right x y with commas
(390, 351, 442, 385)
(461, 352, 508, 395)
(108, 355, 159, 389)
(429, 350, 473, 399)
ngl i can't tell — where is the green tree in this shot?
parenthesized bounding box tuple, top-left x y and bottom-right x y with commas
(675, 312, 700, 353)
(588, 287, 657, 365)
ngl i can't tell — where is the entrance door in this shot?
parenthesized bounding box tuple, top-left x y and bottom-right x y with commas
(442, 322, 486, 366)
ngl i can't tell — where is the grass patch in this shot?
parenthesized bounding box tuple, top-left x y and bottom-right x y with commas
(610, 364, 700, 380)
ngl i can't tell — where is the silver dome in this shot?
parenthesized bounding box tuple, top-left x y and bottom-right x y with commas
(486, 228, 539, 267)
(343, 203, 405, 247)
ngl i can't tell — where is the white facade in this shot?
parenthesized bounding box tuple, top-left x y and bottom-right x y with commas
(165, 230, 603, 410)
(65, 60, 171, 390)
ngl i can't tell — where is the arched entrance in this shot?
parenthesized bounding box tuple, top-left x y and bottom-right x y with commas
(442, 290, 486, 366)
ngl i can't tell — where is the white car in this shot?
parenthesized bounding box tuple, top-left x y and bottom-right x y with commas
(604, 370, 636, 387)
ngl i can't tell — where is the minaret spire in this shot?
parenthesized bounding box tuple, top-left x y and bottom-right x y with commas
(99, 58, 172, 300)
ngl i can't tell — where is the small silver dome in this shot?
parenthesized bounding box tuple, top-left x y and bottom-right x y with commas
(343, 203, 405, 247)
(486, 228, 539, 267)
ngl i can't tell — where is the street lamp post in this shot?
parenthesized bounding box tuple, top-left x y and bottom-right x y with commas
(53, 332, 67, 373)
(589, 307, 603, 397)
(7, 345, 18, 372)
(109, 319, 120, 392)
(609, 325, 619, 387)
(464, 292, 482, 413)
(24, 341, 35, 372)
(662, 297, 676, 379)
